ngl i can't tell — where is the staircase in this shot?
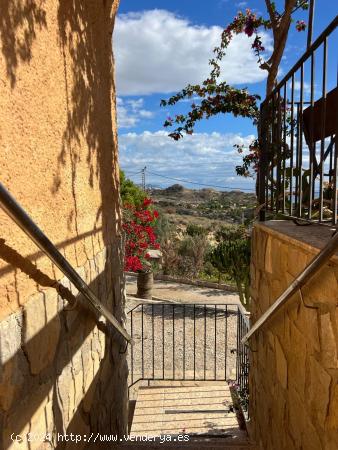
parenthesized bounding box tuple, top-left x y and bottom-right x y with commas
(122, 302, 254, 449)
(122, 381, 256, 449)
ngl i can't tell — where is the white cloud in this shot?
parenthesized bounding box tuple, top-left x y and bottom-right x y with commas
(139, 110, 154, 118)
(114, 9, 271, 96)
(236, 2, 248, 8)
(119, 130, 256, 190)
(289, 80, 312, 94)
(117, 97, 154, 128)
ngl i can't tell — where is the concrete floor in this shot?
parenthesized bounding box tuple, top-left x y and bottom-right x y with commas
(126, 275, 241, 307)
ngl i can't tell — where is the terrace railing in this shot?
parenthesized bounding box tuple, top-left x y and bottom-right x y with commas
(258, 16, 338, 226)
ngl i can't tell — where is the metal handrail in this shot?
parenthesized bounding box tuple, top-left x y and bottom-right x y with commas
(242, 229, 338, 344)
(0, 182, 132, 343)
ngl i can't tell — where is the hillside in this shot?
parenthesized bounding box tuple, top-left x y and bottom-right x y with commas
(149, 184, 256, 228)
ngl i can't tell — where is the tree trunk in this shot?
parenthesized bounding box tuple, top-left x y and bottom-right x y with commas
(265, 0, 297, 96)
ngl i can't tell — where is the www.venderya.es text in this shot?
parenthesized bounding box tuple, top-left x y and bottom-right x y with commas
(11, 432, 190, 444)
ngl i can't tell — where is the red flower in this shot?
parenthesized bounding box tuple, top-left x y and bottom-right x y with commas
(125, 255, 143, 272)
(123, 197, 160, 272)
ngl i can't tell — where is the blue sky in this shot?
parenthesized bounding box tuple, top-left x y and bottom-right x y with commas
(114, 1, 337, 191)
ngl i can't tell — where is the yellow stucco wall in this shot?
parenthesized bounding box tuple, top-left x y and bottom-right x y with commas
(0, 0, 121, 321)
(0, 1, 128, 445)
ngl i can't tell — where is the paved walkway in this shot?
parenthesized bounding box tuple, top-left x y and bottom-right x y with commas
(126, 275, 240, 306)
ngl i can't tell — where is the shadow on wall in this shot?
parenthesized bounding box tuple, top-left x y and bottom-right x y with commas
(0, 0, 47, 88)
(0, 238, 78, 305)
(0, 0, 127, 442)
(0, 260, 128, 448)
(55, 0, 121, 242)
(0, 228, 102, 279)
(0, 0, 124, 315)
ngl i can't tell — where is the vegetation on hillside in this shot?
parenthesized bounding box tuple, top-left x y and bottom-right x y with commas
(120, 170, 146, 206)
(209, 226, 251, 306)
(150, 184, 256, 225)
(121, 174, 252, 306)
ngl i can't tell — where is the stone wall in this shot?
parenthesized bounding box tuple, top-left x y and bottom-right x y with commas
(0, 0, 127, 447)
(249, 221, 338, 450)
(0, 246, 128, 449)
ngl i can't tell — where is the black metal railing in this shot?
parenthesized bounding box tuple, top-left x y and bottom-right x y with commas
(259, 16, 338, 226)
(127, 302, 250, 413)
(236, 309, 250, 416)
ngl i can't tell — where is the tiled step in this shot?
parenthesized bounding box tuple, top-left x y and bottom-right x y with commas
(113, 440, 256, 449)
(124, 383, 255, 449)
(131, 384, 244, 437)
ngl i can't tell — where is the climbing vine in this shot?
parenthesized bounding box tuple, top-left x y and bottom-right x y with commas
(161, 1, 309, 178)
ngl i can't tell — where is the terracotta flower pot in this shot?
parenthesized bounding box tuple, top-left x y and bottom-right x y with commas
(137, 271, 153, 299)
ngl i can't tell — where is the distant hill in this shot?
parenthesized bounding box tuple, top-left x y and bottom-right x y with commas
(149, 184, 256, 226)
(150, 184, 255, 203)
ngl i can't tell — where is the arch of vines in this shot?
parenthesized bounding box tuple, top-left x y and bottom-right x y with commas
(161, 1, 309, 179)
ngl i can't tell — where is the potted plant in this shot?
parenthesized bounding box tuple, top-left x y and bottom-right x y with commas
(136, 261, 154, 299)
(123, 198, 160, 300)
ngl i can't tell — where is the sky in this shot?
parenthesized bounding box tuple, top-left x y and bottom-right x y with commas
(114, 1, 337, 192)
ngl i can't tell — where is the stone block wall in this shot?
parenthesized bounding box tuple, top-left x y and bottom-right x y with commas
(249, 221, 338, 450)
(0, 245, 128, 449)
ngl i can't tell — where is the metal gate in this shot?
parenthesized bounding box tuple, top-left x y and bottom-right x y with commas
(127, 302, 250, 414)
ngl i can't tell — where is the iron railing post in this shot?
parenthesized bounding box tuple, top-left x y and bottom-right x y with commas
(259, 101, 268, 221)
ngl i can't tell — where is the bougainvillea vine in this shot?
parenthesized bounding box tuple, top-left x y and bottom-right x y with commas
(161, 1, 309, 178)
(123, 198, 160, 272)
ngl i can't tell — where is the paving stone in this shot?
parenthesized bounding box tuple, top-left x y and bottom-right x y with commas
(131, 383, 248, 444)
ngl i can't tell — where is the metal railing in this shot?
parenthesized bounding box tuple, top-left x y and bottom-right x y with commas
(236, 308, 250, 415)
(127, 302, 250, 414)
(259, 16, 338, 225)
(0, 181, 132, 343)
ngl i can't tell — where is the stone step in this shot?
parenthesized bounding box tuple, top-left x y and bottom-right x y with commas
(126, 383, 254, 449)
(112, 440, 256, 450)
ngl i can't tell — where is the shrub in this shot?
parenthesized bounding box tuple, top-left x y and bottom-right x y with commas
(123, 198, 160, 272)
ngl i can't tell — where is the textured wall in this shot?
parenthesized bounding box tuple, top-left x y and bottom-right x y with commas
(249, 221, 338, 450)
(0, 0, 127, 447)
(0, 0, 120, 319)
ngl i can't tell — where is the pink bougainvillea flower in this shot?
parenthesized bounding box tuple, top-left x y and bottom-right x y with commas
(296, 20, 306, 32)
